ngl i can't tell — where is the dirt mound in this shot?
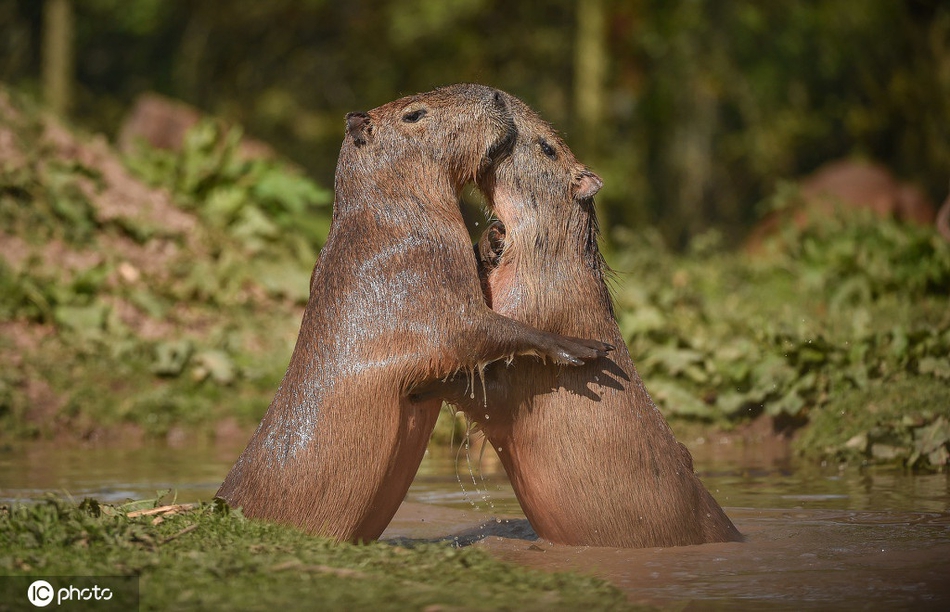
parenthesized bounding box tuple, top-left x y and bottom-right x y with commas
(0, 84, 312, 441)
(746, 159, 939, 252)
(0, 87, 200, 281)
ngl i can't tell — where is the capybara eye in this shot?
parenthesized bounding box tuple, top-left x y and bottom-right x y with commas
(539, 139, 557, 159)
(402, 109, 427, 123)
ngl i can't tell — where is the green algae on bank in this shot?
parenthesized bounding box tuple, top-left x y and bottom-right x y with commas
(0, 497, 632, 611)
(795, 376, 950, 469)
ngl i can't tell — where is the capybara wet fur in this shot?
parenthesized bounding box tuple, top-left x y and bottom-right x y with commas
(216, 84, 611, 542)
(450, 92, 741, 548)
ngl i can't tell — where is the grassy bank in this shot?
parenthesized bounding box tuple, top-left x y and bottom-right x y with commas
(1, 83, 948, 469)
(0, 497, 630, 611)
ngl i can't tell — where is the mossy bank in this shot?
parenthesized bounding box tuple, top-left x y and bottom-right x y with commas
(0, 497, 631, 611)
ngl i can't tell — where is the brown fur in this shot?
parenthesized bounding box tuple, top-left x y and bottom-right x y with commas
(216, 84, 611, 542)
(450, 93, 741, 548)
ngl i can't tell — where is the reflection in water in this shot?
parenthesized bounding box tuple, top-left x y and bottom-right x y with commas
(2, 437, 949, 608)
(401, 443, 950, 609)
(454, 509, 950, 609)
(0, 440, 242, 504)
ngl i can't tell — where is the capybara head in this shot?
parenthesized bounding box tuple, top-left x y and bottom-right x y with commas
(474, 93, 611, 320)
(335, 84, 516, 209)
(480, 93, 602, 234)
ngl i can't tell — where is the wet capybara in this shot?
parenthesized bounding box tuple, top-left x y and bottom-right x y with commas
(449, 93, 741, 548)
(216, 84, 612, 542)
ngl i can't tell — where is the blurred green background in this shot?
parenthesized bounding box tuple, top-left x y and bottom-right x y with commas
(5, 0, 948, 246)
(1, 1, 948, 468)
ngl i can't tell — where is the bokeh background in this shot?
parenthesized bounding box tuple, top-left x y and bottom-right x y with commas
(5, 0, 949, 247)
(2, 1, 949, 469)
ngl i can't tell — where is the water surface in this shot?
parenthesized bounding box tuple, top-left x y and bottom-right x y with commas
(2, 435, 948, 609)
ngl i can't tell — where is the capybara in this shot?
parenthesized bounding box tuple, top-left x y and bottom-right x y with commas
(449, 92, 741, 548)
(216, 84, 612, 542)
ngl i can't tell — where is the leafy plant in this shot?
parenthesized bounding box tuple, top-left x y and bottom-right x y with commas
(125, 119, 332, 260)
(609, 209, 950, 469)
(0, 87, 319, 441)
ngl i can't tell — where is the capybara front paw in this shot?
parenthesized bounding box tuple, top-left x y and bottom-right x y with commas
(548, 336, 613, 366)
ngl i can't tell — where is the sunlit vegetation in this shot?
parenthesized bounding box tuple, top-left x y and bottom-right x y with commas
(3, 1, 948, 246)
(0, 496, 629, 610)
(0, 87, 326, 440)
(1, 83, 947, 469)
(609, 207, 950, 469)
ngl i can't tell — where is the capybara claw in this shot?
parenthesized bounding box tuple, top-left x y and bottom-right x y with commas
(564, 337, 614, 363)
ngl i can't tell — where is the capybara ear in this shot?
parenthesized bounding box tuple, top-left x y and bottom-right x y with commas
(345, 112, 373, 147)
(572, 169, 603, 201)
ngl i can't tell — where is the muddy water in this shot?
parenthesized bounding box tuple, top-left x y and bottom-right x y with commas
(386, 441, 950, 609)
(2, 436, 949, 609)
(0, 439, 240, 504)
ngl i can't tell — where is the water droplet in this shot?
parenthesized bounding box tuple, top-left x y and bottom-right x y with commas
(484, 414, 490, 420)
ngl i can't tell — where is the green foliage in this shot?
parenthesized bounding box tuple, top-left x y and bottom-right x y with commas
(0, 497, 630, 610)
(611, 210, 950, 469)
(8, 1, 947, 245)
(0, 86, 314, 441)
(81, 0, 172, 37)
(0, 124, 101, 246)
(796, 379, 950, 471)
(774, 207, 950, 298)
(125, 119, 332, 259)
(604, 0, 950, 245)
